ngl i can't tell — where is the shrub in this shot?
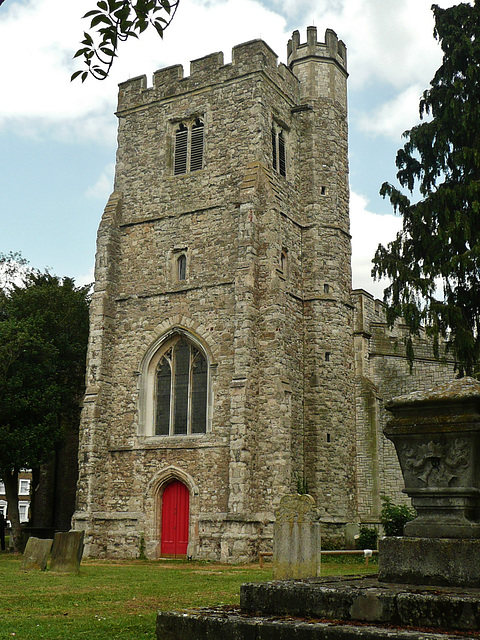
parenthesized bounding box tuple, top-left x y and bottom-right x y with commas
(355, 525, 378, 550)
(380, 496, 416, 536)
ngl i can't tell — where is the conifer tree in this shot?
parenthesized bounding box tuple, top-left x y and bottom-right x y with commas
(373, 1, 480, 376)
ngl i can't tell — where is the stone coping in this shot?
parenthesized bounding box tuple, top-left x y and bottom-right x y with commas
(240, 576, 480, 632)
(386, 377, 480, 409)
(156, 607, 476, 639)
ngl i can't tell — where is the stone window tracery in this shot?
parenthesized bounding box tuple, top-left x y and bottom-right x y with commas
(155, 337, 207, 436)
(139, 332, 210, 438)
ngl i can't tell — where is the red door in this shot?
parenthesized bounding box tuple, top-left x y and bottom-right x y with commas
(161, 480, 190, 556)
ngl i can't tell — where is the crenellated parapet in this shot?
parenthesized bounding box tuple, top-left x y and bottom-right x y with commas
(117, 39, 298, 112)
(288, 26, 347, 74)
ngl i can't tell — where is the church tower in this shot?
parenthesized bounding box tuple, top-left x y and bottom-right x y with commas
(74, 27, 356, 560)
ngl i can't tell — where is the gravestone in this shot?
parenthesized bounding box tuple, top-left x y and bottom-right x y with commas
(20, 536, 53, 571)
(50, 531, 84, 574)
(273, 493, 320, 579)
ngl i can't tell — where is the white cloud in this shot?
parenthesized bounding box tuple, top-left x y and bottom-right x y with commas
(358, 83, 425, 140)
(86, 163, 115, 200)
(74, 265, 95, 288)
(0, 0, 288, 143)
(0, 0, 462, 147)
(350, 190, 402, 299)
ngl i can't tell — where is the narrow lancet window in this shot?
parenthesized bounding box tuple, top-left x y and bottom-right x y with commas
(155, 355, 172, 435)
(177, 254, 187, 281)
(174, 124, 188, 175)
(190, 119, 204, 172)
(272, 124, 287, 177)
(278, 130, 286, 176)
(272, 127, 277, 175)
(191, 351, 208, 434)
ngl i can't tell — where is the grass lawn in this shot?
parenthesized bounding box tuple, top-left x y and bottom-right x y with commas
(0, 552, 378, 640)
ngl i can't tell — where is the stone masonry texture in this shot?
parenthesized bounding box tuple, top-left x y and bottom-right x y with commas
(73, 28, 453, 561)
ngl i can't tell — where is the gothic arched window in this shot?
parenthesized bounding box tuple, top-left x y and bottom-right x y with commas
(154, 337, 208, 436)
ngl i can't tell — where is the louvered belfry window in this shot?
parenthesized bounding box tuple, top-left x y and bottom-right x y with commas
(174, 124, 188, 175)
(272, 124, 287, 177)
(278, 131, 286, 177)
(272, 127, 277, 174)
(155, 337, 207, 435)
(173, 119, 204, 175)
(190, 119, 204, 172)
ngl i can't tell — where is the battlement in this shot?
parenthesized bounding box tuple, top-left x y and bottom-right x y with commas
(288, 26, 347, 73)
(117, 38, 297, 112)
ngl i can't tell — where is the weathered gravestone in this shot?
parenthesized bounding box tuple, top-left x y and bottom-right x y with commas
(20, 536, 53, 571)
(273, 493, 320, 579)
(50, 531, 84, 574)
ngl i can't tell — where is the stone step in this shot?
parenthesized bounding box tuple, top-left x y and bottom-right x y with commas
(240, 576, 480, 632)
(156, 608, 475, 639)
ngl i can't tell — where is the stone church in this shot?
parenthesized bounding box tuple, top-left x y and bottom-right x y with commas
(73, 27, 452, 560)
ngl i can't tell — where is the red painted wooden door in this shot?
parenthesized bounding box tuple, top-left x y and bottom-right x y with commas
(161, 480, 190, 556)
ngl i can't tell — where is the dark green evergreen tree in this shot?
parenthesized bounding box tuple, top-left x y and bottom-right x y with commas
(0, 259, 90, 550)
(373, 1, 480, 376)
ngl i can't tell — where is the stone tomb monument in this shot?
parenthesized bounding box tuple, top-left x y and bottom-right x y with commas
(379, 377, 480, 586)
(157, 378, 480, 639)
(273, 493, 320, 579)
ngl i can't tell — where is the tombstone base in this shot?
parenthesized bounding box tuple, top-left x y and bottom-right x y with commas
(157, 607, 470, 639)
(158, 575, 480, 638)
(379, 537, 480, 587)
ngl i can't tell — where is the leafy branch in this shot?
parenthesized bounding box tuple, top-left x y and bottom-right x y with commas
(72, 0, 180, 82)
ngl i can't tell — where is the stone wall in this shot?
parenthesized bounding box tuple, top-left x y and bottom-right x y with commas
(353, 289, 455, 522)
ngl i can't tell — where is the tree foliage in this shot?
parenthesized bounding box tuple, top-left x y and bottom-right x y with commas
(372, 1, 480, 376)
(380, 496, 416, 537)
(72, 0, 180, 82)
(0, 258, 90, 548)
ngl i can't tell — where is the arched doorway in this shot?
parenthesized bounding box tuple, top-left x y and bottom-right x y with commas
(161, 480, 190, 557)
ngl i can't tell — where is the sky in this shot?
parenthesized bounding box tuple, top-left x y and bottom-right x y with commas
(0, 0, 460, 298)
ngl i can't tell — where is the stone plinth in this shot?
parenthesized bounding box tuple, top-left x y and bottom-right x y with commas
(379, 536, 480, 587)
(384, 377, 480, 539)
(157, 607, 469, 639)
(240, 576, 480, 631)
(273, 494, 320, 579)
(158, 575, 480, 638)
